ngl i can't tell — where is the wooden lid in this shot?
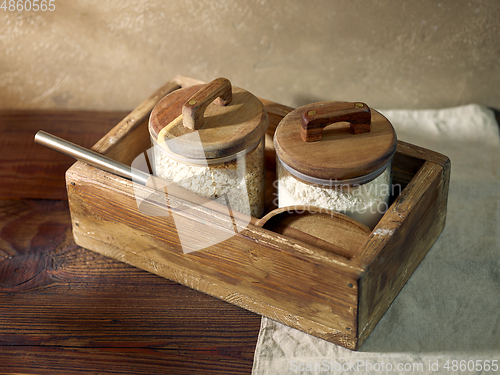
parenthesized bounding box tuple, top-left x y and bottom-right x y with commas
(256, 206, 370, 259)
(149, 78, 268, 160)
(274, 101, 397, 181)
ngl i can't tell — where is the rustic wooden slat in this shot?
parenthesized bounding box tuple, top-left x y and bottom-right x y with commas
(66, 162, 361, 348)
(91, 81, 180, 164)
(0, 199, 260, 374)
(355, 158, 451, 347)
(0, 110, 129, 200)
(0, 345, 257, 375)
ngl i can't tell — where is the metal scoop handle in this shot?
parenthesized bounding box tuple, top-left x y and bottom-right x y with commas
(34, 130, 151, 185)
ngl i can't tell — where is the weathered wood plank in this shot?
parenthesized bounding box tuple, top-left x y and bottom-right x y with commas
(66, 162, 361, 348)
(0, 199, 261, 374)
(0, 345, 259, 375)
(356, 157, 451, 347)
(91, 81, 180, 162)
(0, 110, 128, 200)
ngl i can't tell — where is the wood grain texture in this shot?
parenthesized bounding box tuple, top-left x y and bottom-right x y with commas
(0, 105, 262, 374)
(182, 77, 233, 130)
(91, 81, 180, 163)
(65, 77, 451, 351)
(50, 76, 451, 353)
(0, 198, 261, 374)
(300, 101, 371, 141)
(150, 84, 268, 159)
(274, 102, 397, 181)
(0, 110, 128, 200)
(256, 206, 371, 260)
(66, 162, 361, 348)
(355, 148, 451, 348)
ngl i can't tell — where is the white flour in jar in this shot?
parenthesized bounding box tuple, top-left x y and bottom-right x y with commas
(154, 141, 265, 218)
(277, 162, 391, 228)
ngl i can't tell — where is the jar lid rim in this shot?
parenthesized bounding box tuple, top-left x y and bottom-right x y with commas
(279, 156, 390, 186)
(152, 137, 262, 166)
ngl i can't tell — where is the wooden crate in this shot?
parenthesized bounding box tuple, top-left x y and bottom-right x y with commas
(66, 76, 451, 350)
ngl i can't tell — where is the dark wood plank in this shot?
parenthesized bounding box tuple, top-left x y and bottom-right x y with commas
(0, 110, 129, 200)
(0, 199, 261, 374)
(0, 345, 257, 375)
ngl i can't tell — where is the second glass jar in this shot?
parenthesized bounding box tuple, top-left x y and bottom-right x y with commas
(274, 101, 397, 229)
(149, 77, 268, 218)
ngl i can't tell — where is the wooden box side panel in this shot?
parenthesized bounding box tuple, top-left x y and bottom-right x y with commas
(66, 162, 362, 349)
(91, 80, 180, 164)
(356, 152, 451, 348)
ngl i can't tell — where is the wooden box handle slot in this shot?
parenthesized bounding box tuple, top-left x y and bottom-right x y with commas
(301, 102, 371, 142)
(182, 77, 233, 130)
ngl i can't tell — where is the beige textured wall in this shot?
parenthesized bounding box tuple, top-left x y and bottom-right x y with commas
(1, 0, 499, 111)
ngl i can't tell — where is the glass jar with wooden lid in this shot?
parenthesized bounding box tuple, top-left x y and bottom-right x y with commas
(274, 101, 397, 229)
(149, 78, 268, 218)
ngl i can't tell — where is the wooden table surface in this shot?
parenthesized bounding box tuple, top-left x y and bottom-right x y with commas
(0, 111, 261, 374)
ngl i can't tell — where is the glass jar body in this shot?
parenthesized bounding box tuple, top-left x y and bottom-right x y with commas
(276, 158, 393, 229)
(153, 138, 266, 218)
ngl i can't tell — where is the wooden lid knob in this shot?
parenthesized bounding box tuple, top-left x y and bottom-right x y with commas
(149, 78, 268, 160)
(274, 101, 397, 181)
(182, 77, 233, 130)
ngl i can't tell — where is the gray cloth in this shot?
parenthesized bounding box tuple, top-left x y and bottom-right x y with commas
(252, 104, 500, 375)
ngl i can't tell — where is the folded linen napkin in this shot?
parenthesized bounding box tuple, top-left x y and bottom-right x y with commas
(252, 104, 500, 375)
